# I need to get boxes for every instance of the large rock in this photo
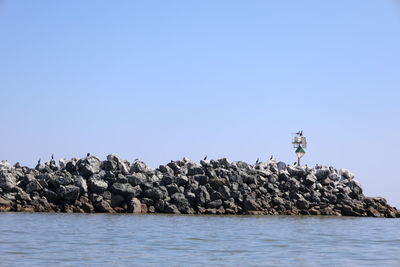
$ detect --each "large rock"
[127,197,142,213]
[25,179,43,194]
[79,196,94,213]
[88,178,108,194]
[130,160,150,173]
[340,168,354,180]
[0,197,12,211]
[194,175,208,185]
[243,198,262,211]
[304,174,317,186]
[315,167,331,180]
[296,199,310,210]
[194,186,210,206]
[77,156,101,177]
[164,203,180,214]
[144,187,168,201]
[103,154,129,175]
[111,183,141,197]
[65,159,78,173]
[287,166,306,177]
[57,185,80,204]
[187,166,204,176]
[73,176,88,194]
[127,173,147,186]
[207,199,223,209]
[54,176,73,187]
[43,188,59,203]
[94,200,115,213]
[176,176,189,186]
[171,193,190,213]
[0,172,17,191]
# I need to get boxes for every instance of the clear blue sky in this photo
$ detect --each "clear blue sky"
[1,1,399,207]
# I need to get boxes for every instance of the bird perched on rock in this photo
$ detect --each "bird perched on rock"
[51,154,54,160]
[256,158,259,164]
[270,155,273,160]
[35,159,42,170]
[87,153,90,157]
[203,155,207,160]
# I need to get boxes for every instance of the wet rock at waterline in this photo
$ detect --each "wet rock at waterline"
[0,156,398,218]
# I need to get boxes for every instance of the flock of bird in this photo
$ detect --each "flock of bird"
[34,152,304,168]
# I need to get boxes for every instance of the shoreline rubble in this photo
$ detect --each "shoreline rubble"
[0,155,398,218]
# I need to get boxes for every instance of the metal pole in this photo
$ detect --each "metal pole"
[297,156,300,166]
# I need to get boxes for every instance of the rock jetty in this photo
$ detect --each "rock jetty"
[0,155,398,218]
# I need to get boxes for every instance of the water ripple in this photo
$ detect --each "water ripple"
[0,213,399,266]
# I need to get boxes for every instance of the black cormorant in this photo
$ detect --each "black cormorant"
[203,155,207,160]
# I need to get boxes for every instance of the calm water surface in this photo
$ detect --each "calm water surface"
[0,213,399,266]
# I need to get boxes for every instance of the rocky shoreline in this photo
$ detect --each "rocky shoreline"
[0,155,398,218]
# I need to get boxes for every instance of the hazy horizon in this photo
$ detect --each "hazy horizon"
[1,1,399,207]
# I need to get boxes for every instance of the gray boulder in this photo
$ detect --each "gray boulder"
[304,174,317,186]
[194,175,208,185]
[73,176,88,194]
[287,166,306,177]
[164,203,180,214]
[110,194,125,208]
[57,185,80,203]
[78,156,101,177]
[144,187,168,201]
[171,193,190,212]
[94,200,115,213]
[43,188,59,203]
[176,175,189,186]
[88,178,108,194]
[187,166,204,176]
[207,199,223,209]
[195,186,210,206]
[339,168,354,180]
[315,167,331,180]
[25,179,43,194]
[65,159,77,173]
[296,199,310,210]
[127,173,147,186]
[111,183,141,197]
[127,197,142,213]
[54,176,73,187]
[273,196,285,206]
[0,172,17,191]
[166,184,180,196]
[130,160,150,173]
[243,198,262,211]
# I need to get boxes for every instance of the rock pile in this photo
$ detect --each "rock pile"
[0,155,398,218]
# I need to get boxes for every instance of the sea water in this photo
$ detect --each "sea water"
[0,213,399,266]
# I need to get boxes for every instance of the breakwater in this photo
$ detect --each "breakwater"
[0,155,398,218]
